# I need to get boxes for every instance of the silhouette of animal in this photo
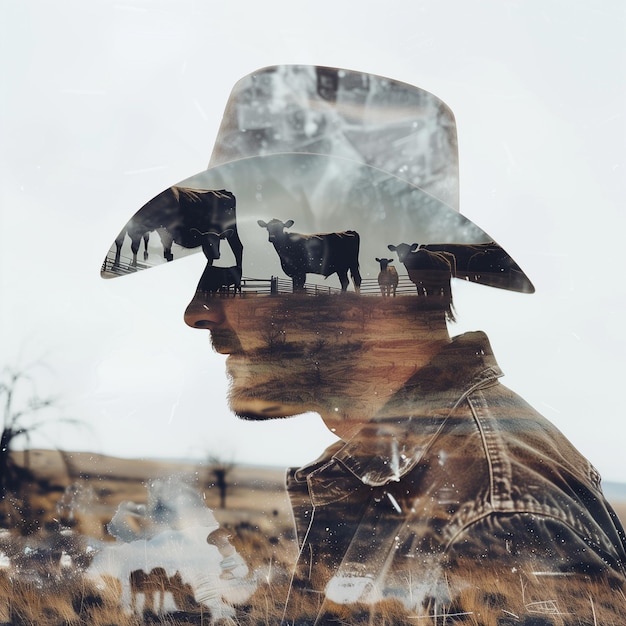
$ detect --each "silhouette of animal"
[466,244,514,280]
[197,265,242,295]
[375,257,399,297]
[128,567,200,616]
[387,243,453,298]
[257,218,362,292]
[415,242,528,291]
[114,227,150,267]
[129,567,169,615]
[115,187,243,267]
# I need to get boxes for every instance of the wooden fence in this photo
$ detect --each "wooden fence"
[102,253,417,296]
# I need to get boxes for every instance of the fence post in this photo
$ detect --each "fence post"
[271,276,278,295]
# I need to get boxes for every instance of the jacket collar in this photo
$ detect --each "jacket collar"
[327,331,503,487]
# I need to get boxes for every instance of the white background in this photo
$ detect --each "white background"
[2,1,625,481]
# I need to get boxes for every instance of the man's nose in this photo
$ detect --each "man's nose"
[184,293,226,329]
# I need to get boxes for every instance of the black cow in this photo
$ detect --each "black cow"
[375,257,399,297]
[197,265,242,296]
[115,187,243,268]
[114,225,231,268]
[257,219,362,292]
[387,243,453,298]
[416,242,531,292]
[114,227,150,267]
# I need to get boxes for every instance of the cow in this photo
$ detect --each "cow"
[197,265,242,296]
[114,226,149,267]
[387,243,455,319]
[257,219,362,293]
[375,257,399,297]
[129,567,169,615]
[115,187,243,268]
[413,242,530,291]
[466,244,515,284]
[129,568,199,616]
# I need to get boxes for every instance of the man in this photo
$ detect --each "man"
[105,66,626,623]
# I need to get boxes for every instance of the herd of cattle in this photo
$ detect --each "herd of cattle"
[112,186,514,297]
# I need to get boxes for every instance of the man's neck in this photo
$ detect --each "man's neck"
[317,307,451,439]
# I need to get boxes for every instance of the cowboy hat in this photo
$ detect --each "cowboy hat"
[101,65,533,295]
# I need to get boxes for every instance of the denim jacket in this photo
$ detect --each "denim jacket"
[284,331,626,621]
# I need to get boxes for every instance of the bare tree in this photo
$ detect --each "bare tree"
[206,454,236,509]
[260,320,287,356]
[0,361,80,523]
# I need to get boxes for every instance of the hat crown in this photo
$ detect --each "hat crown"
[209,65,459,211]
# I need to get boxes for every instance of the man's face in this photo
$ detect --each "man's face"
[184,288,371,420]
[183,286,442,423]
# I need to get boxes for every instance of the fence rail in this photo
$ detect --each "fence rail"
[101,253,150,276]
[206,275,418,296]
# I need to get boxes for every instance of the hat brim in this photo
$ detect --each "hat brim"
[101,153,534,294]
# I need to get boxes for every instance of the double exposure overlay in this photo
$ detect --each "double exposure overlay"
[3,66,623,625]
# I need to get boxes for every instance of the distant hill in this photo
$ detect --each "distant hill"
[11,449,626,529]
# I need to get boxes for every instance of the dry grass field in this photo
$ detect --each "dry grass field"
[1,449,625,625]
[7,449,294,536]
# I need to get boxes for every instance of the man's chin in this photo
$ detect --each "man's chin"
[228,395,306,421]
[226,360,315,420]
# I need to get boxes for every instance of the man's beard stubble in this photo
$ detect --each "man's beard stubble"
[210,327,309,421]
[208,326,242,356]
[224,356,285,421]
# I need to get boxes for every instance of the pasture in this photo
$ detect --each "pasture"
[1,450,625,625]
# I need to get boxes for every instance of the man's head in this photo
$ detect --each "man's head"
[102,65,533,428]
[183,290,453,430]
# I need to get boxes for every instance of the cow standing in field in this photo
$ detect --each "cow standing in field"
[129,567,169,616]
[114,227,150,267]
[257,219,362,293]
[114,187,243,268]
[388,242,455,319]
[413,242,533,292]
[375,257,399,297]
[129,568,199,616]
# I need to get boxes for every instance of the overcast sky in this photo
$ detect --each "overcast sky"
[2,1,626,481]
